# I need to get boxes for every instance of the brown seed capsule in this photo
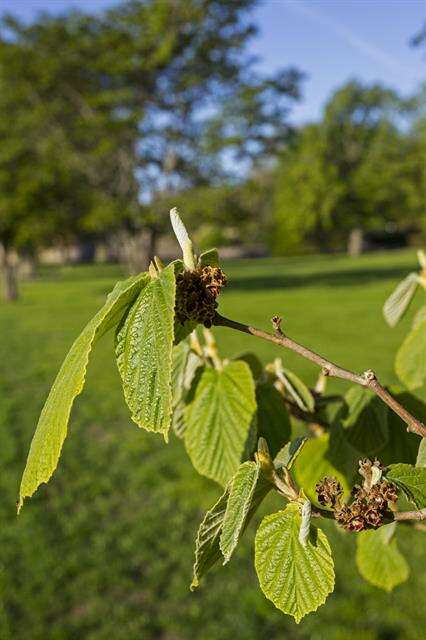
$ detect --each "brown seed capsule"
[175,265,227,327]
[315,476,343,508]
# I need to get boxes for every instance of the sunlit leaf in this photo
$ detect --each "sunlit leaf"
[386,463,426,509]
[255,503,334,623]
[184,361,256,486]
[18,272,150,511]
[115,264,175,438]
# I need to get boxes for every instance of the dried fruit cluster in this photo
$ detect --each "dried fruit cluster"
[175,265,227,328]
[316,459,398,532]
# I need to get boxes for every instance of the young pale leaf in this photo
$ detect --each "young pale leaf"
[280,368,315,413]
[256,382,291,458]
[191,487,229,590]
[18,272,150,511]
[338,386,388,455]
[220,461,260,563]
[115,264,175,439]
[395,319,426,391]
[356,524,409,592]
[255,503,335,623]
[170,207,195,270]
[292,433,353,503]
[184,361,256,486]
[416,439,426,467]
[383,273,419,327]
[386,463,426,508]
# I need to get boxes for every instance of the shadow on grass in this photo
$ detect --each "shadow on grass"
[226,266,410,292]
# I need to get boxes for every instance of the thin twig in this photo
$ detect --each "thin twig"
[214,313,426,438]
[393,508,426,522]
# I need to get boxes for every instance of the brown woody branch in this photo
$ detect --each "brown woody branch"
[214,313,426,438]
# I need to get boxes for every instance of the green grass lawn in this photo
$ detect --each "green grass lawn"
[0,250,425,640]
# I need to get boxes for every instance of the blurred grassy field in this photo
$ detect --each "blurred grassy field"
[0,250,425,640]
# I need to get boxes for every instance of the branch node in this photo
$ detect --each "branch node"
[272,315,284,336]
[362,368,377,383]
[322,366,331,377]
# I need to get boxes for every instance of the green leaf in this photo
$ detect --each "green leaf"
[386,463,426,509]
[18,272,150,511]
[379,389,423,466]
[174,319,197,345]
[191,469,271,588]
[115,264,176,439]
[338,386,388,455]
[275,437,307,469]
[171,342,191,407]
[416,439,426,467]
[396,319,426,391]
[184,361,256,486]
[255,503,335,623]
[281,368,315,412]
[292,433,352,504]
[171,344,203,439]
[198,247,220,268]
[413,305,426,330]
[356,524,409,592]
[220,461,260,563]
[191,487,229,590]
[255,382,291,459]
[235,352,263,381]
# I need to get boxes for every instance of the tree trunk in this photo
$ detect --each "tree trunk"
[127,228,158,275]
[347,228,364,257]
[0,243,19,302]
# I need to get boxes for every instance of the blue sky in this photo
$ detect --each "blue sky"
[1,0,425,123]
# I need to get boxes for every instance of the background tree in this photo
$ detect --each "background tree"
[272,81,425,255]
[0,0,303,299]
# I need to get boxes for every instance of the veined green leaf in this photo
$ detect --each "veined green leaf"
[220,461,260,563]
[191,487,229,590]
[115,264,175,438]
[338,386,388,455]
[395,319,426,391]
[256,382,291,459]
[192,467,271,588]
[255,503,335,623]
[356,524,409,591]
[18,272,150,511]
[386,463,426,509]
[383,272,419,327]
[184,361,256,486]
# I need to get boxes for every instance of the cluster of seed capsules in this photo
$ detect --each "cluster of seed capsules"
[175,265,228,328]
[315,461,398,532]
